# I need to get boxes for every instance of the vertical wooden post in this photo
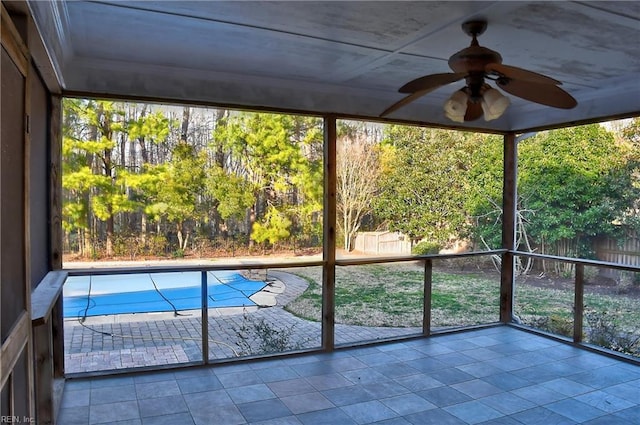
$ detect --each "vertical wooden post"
[500,133,517,323]
[422,259,432,336]
[49,95,64,383]
[23,24,36,423]
[322,115,337,351]
[49,94,63,270]
[201,271,209,363]
[49,86,64,425]
[32,322,52,424]
[51,296,64,378]
[573,264,584,343]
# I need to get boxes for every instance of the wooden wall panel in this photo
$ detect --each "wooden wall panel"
[12,348,29,416]
[29,64,50,287]
[1,45,26,343]
[1,4,34,420]
[0,384,8,414]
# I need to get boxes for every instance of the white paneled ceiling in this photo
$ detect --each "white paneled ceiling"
[28,1,640,132]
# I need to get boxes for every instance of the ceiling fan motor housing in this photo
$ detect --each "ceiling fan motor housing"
[448,45,502,74]
[448,41,503,101]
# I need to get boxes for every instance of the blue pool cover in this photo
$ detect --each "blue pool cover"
[63,271,268,318]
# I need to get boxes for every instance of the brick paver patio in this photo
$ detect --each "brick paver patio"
[64,271,420,374]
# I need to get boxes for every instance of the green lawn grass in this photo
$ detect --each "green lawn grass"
[286,263,502,327]
[285,262,640,355]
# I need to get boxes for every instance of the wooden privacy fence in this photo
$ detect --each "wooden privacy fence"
[596,235,640,267]
[353,231,412,255]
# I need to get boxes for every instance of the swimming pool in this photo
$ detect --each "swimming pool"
[63,271,267,318]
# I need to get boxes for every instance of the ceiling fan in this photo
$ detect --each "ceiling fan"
[380,20,577,122]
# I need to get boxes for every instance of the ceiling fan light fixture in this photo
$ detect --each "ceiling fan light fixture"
[444,90,468,123]
[481,87,510,121]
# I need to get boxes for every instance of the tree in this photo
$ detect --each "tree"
[518,124,638,260]
[127,108,171,167]
[62,98,92,255]
[62,100,327,258]
[374,125,478,247]
[206,166,254,223]
[620,117,640,228]
[465,135,537,273]
[622,117,640,146]
[252,206,292,246]
[217,112,323,248]
[336,123,381,250]
[464,134,504,250]
[125,107,174,243]
[62,99,134,256]
[148,143,207,251]
[468,123,640,271]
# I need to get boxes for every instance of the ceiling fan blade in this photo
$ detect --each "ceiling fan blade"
[464,100,483,121]
[486,63,561,85]
[497,79,577,109]
[380,90,433,117]
[399,72,466,93]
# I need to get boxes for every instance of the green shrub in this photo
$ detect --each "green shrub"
[113,234,142,259]
[585,310,640,356]
[145,234,168,256]
[526,314,573,338]
[232,311,310,356]
[548,314,574,337]
[412,241,440,255]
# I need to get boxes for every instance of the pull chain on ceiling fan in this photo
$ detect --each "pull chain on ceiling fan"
[381,20,577,122]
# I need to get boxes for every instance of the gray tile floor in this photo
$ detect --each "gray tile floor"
[58,326,639,425]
